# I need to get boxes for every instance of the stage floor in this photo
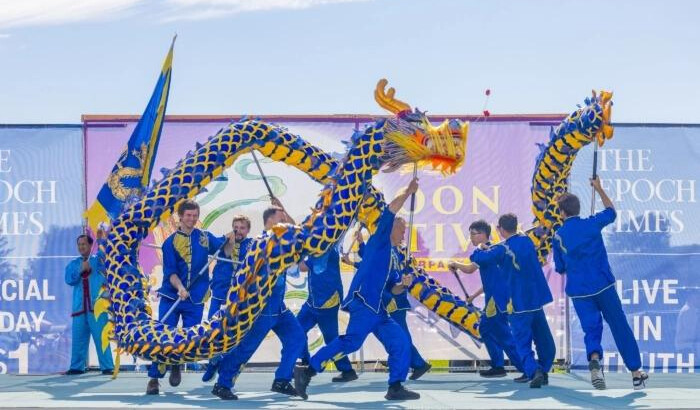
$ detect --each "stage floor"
[0,371,698,409]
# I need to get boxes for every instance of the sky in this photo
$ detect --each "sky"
[0,0,699,124]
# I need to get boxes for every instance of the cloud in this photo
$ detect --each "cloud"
[161,0,373,21]
[0,0,374,29]
[0,0,141,29]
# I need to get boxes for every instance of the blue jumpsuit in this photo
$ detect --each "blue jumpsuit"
[215,231,305,389]
[382,246,428,371]
[472,234,555,378]
[208,237,252,318]
[470,243,522,371]
[308,208,410,385]
[65,253,114,372]
[297,247,353,372]
[148,228,224,379]
[552,207,641,371]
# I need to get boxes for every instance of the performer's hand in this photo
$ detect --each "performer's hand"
[270,196,283,208]
[590,176,603,192]
[467,295,475,304]
[407,177,419,195]
[477,243,489,250]
[225,232,236,243]
[80,260,91,273]
[448,261,458,272]
[353,229,363,244]
[177,287,189,301]
[341,253,352,265]
[401,273,413,287]
[96,227,106,240]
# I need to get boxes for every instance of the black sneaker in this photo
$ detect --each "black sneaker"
[293,365,315,400]
[271,380,298,396]
[513,373,530,383]
[146,378,159,395]
[169,365,181,387]
[64,369,85,375]
[101,369,114,376]
[529,369,545,388]
[543,372,549,386]
[385,382,420,400]
[479,367,507,378]
[212,383,238,400]
[633,372,648,390]
[201,361,218,383]
[589,359,606,390]
[409,363,432,381]
[332,370,359,383]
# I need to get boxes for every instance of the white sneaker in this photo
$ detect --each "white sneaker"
[633,372,648,390]
[589,359,606,390]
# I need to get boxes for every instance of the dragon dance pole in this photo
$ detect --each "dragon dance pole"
[251,150,275,199]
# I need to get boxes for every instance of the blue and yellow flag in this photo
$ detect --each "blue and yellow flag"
[85,37,175,233]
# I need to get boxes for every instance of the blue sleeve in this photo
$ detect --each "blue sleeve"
[552,235,566,274]
[357,242,366,258]
[470,245,505,267]
[389,271,401,285]
[95,239,107,272]
[375,208,396,237]
[208,232,226,254]
[592,207,616,229]
[65,259,82,286]
[162,239,179,277]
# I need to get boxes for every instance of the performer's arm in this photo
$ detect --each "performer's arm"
[468,287,483,303]
[448,261,478,274]
[552,235,566,274]
[391,273,413,295]
[388,177,419,214]
[169,274,189,300]
[470,245,505,266]
[65,259,82,286]
[271,197,295,224]
[591,176,614,210]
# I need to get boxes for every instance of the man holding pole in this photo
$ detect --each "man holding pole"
[466,214,555,388]
[294,177,421,401]
[552,177,648,390]
[449,220,522,378]
[146,199,228,395]
[209,199,305,400]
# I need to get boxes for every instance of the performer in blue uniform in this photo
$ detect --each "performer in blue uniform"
[210,199,305,400]
[297,246,358,382]
[200,215,253,382]
[381,219,432,381]
[552,177,648,390]
[64,232,114,375]
[470,213,555,388]
[449,219,522,378]
[147,200,226,395]
[294,178,421,401]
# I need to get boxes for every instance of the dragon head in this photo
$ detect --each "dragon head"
[374,79,469,174]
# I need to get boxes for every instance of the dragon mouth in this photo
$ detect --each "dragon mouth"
[375,79,468,174]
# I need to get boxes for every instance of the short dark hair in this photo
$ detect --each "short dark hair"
[497,213,518,233]
[77,234,94,245]
[232,214,251,229]
[263,206,283,225]
[557,193,581,217]
[177,199,200,217]
[468,220,491,236]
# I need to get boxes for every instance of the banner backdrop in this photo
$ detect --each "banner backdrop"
[0,126,84,374]
[569,125,700,372]
[84,116,567,368]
